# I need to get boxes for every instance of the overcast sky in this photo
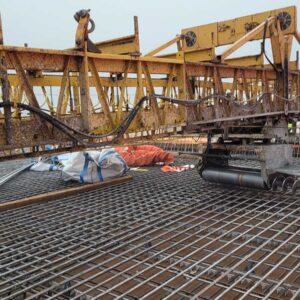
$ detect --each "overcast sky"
[0,0,299,59]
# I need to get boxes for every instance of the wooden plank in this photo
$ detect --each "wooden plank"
[0,175,133,211]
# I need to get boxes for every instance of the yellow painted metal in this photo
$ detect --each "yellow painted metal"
[181,6,297,50]
[75,15,90,49]
[183,22,218,51]
[41,86,54,114]
[89,57,115,129]
[57,58,71,115]
[225,54,264,67]
[144,36,181,57]
[95,36,138,55]
[78,43,93,131]
[219,17,275,62]
[183,48,215,62]
[7,74,170,88]
[145,6,298,64]
[93,16,140,55]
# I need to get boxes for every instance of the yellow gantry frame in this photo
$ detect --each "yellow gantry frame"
[0,6,299,155]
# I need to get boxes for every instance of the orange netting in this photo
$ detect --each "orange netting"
[115,145,174,167]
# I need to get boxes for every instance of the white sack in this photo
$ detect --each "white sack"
[30,153,72,172]
[61,149,128,183]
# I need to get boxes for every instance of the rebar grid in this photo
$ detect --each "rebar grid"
[0,170,80,203]
[0,158,300,300]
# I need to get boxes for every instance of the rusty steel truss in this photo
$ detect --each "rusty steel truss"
[0,7,299,158]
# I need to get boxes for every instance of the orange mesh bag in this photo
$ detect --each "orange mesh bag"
[115,145,174,167]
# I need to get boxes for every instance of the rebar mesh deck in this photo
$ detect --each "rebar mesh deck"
[1,158,300,300]
[0,162,81,203]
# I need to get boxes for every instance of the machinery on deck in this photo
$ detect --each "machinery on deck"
[0,7,300,191]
